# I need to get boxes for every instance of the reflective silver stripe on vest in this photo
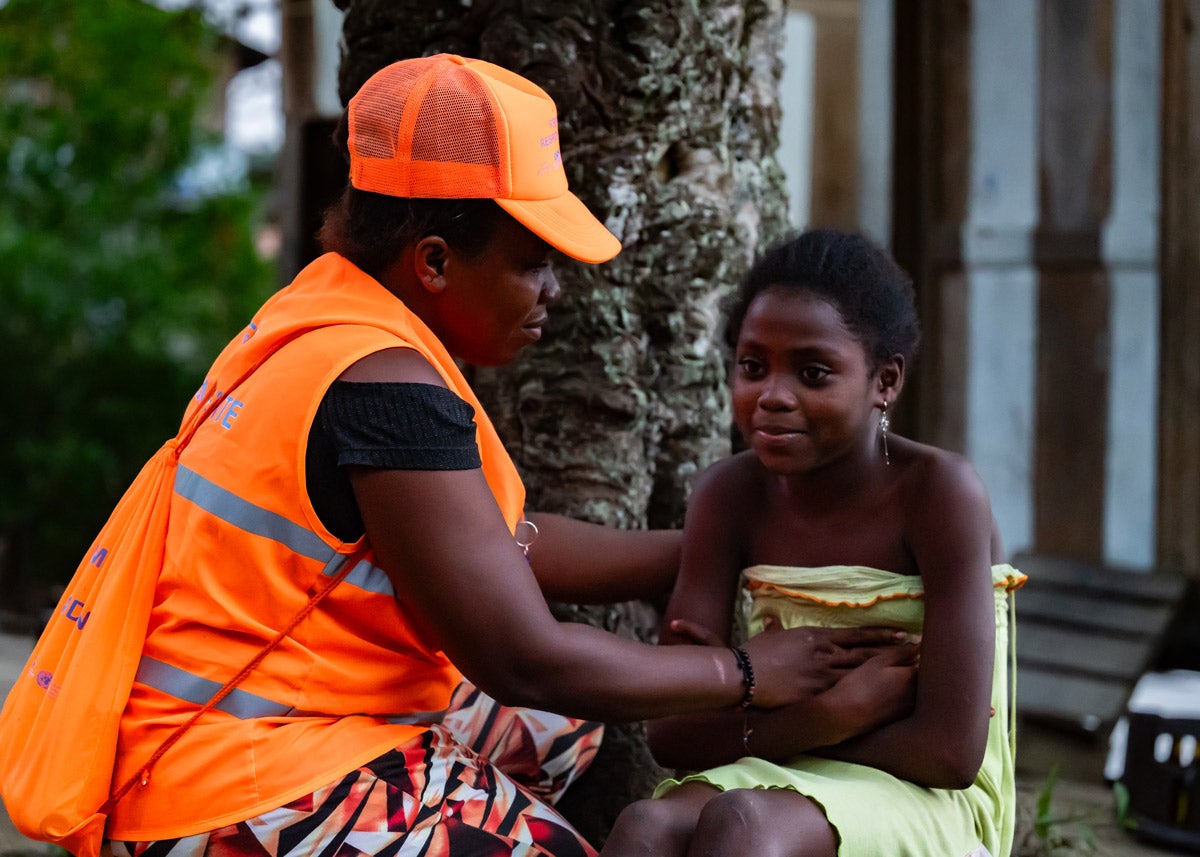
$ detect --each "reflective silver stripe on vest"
[335,558,395,595]
[175,466,395,597]
[135,656,445,724]
[175,466,334,562]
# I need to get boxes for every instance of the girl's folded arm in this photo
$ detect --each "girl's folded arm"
[814,455,999,788]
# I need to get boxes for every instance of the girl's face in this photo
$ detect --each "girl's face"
[434,217,562,366]
[732,286,883,476]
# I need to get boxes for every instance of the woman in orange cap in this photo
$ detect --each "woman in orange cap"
[95,55,915,857]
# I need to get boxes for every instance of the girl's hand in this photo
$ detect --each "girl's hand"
[820,644,920,732]
[668,619,724,647]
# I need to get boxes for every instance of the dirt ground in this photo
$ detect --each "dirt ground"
[1013,717,1197,857]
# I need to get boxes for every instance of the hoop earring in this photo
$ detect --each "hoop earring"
[879,403,891,466]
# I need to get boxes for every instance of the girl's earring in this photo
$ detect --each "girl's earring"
[879,403,891,466]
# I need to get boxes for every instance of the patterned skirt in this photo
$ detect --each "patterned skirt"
[108,681,603,857]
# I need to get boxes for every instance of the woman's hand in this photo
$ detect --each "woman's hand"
[678,624,910,709]
[671,617,915,709]
[742,624,912,708]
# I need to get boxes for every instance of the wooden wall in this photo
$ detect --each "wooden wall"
[872,0,1196,574]
[1033,1,1113,560]
[1159,0,1200,573]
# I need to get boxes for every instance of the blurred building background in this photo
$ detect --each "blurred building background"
[274,0,1199,578]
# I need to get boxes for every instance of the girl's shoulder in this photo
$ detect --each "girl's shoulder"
[690,450,766,506]
[895,435,973,473]
[700,449,764,484]
[897,438,987,496]
[894,437,993,531]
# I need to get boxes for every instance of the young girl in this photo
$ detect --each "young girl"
[600,229,1024,857]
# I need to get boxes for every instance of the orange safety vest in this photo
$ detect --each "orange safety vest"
[108,253,526,840]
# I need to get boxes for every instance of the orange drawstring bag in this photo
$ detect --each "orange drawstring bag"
[0,436,178,857]
[0,325,357,857]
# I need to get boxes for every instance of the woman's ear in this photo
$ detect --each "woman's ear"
[414,236,448,293]
[878,354,905,407]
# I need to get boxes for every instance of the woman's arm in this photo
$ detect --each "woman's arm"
[812,453,998,788]
[353,464,730,721]
[522,512,680,605]
[342,349,866,723]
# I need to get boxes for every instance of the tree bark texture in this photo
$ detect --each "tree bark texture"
[334,0,789,842]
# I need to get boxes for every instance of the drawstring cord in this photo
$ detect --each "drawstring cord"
[99,548,361,814]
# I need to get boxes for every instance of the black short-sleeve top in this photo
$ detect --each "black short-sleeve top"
[305,381,482,542]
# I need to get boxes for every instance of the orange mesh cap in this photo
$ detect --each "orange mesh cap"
[348,54,621,264]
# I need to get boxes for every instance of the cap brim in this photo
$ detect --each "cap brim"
[496,193,621,264]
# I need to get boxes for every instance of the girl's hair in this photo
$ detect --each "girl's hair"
[316,109,511,281]
[724,228,921,371]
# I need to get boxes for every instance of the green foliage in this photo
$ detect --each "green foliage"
[1112,779,1132,828]
[1036,763,1063,842]
[0,0,277,602]
[1015,764,1101,856]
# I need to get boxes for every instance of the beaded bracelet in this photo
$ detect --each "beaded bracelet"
[730,646,756,709]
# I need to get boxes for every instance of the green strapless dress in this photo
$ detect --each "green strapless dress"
[655,564,1026,857]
